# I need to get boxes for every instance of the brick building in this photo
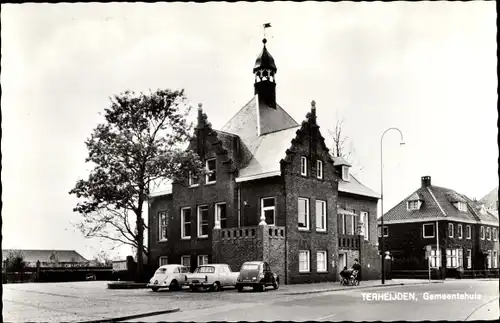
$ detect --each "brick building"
[379,176,499,277]
[148,38,381,284]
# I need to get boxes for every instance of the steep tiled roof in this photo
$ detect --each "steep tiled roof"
[479,187,498,216]
[466,197,499,225]
[2,249,88,263]
[381,183,499,226]
[338,175,380,199]
[408,192,421,201]
[333,157,351,167]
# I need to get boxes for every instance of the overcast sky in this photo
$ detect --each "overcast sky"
[2,2,497,260]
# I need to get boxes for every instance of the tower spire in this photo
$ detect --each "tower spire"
[253,25,277,109]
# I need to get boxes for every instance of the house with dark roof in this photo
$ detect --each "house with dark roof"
[2,249,89,268]
[148,38,381,284]
[479,187,498,218]
[378,176,499,277]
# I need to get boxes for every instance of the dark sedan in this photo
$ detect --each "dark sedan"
[235,261,279,292]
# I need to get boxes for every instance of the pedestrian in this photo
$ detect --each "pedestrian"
[352,258,361,282]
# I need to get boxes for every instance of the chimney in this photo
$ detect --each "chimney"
[421,176,431,188]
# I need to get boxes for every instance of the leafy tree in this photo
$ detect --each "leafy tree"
[70,89,205,280]
[4,251,27,273]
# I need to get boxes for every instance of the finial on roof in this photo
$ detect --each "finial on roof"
[198,103,203,111]
[311,100,316,109]
[262,38,267,45]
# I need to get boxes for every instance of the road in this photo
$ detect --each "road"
[127,280,499,322]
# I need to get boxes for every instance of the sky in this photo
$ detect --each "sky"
[2,2,497,260]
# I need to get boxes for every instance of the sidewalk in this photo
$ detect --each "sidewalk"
[277,279,443,295]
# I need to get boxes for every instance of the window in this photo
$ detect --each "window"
[188,171,199,186]
[458,249,463,268]
[455,202,467,212]
[342,166,350,181]
[261,197,276,226]
[480,226,485,240]
[300,156,307,176]
[361,211,369,240]
[407,200,420,210]
[466,225,471,239]
[448,223,454,238]
[197,205,209,238]
[338,213,345,234]
[350,210,356,234]
[181,208,191,239]
[429,249,441,268]
[423,223,435,238]
[457,224,462,239]
[298,198,310,230]
[466,249,471,269]
[378,226,389,237]
[159,257,168,266]
[181,255,191,268]
[158,212,168,241]
[316,160,323,179]
[197,255,208,266]
[299,250,310,272]
[486,250,492,269]
[486,227,491,240]
[215,203,227,229]
[493,251,498,269]
[446,249,458,268]
[317,251,327,272]
[493,228,498,241]
[315,200,326,232]
[205,158,216,184]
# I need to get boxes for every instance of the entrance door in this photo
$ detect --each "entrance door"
[339,253,347,269]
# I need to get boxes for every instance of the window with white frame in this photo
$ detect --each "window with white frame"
[300,156,307,176]
[423,223,435,238]
[466,249,472,269]
[455,202,467,212]
[181,255,191,268]
[486,227,491,240]
[466,225,471,239]
[448,223,454,238]
[429,249,440,268]
[446,249,459,268]
[316,160,323,179]
[493,250,498,269]
[261,197,276,226]
[198,205,209,237]
[215,203,227,229]
[158,212,168,241]
[188,171,199,186]
[197,255,208,266]
[315,200,326,232]
[317,251,327,272]
[407,200,420,210]
[298,198,310,230]
[480,226,485,240]
[378,226,389,237]
[181,208,191,239]
[299,250,310,272]
[361,211,369,240]
[493,228,498,241]
[350,210,356,234]
[458,249,463,268]
[159,256,168,266]
[205,158,216,184]
[338,213,345,234]
[457,224,463,239]
[487,250,492,269]
[342,166,350,181]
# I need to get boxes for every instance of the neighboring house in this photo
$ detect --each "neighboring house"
[2,249,89,268]
[148,38,381,284]
[479,187,498,218]
[378,176,499,277]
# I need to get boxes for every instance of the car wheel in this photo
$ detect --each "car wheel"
[151,287,159,292]
[237,285,244,292]
[211,282,221,292]
[273,279,279,290]
[169,280,180,291]
[190,286,199,292]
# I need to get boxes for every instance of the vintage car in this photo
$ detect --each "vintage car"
[235,261,279,292]
[147,264,190,292]
[185,264,239,292]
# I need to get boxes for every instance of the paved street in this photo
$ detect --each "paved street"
[2,279,498,322]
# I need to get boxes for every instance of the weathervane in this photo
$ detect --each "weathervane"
[262,22,272,40]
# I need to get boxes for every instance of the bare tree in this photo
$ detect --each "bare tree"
[328,118,364,176]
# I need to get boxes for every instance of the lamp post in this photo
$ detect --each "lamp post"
[380,127,405,284]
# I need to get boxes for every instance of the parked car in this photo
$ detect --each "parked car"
[236,261,279,292]
[185,264,239,292]
[147,264,190,292]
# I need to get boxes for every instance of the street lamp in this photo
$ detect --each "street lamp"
[380,127,405,284]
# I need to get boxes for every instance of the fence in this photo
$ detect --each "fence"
[2,266,113,284]
[391,268,499,280]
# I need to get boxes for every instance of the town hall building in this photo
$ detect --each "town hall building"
[148,38,381,284]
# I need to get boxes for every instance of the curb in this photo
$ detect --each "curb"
[283,281,444,296]
[78,308,180,323]
[107,282,148,289]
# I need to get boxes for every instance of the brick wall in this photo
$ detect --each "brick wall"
[359,238,382,280]
[239,177,285,227]
[212,227,263,272]
[338,193,378,246]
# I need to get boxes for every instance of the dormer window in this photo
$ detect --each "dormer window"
[316,160,323,179]
[455,202,467,212]
[300,156,307,176]
[342,166,349,181]
[407,200,421,211]
[205,158,216,184]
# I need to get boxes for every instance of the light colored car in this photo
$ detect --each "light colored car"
[186,264,239,292]
[147,264,190,292]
